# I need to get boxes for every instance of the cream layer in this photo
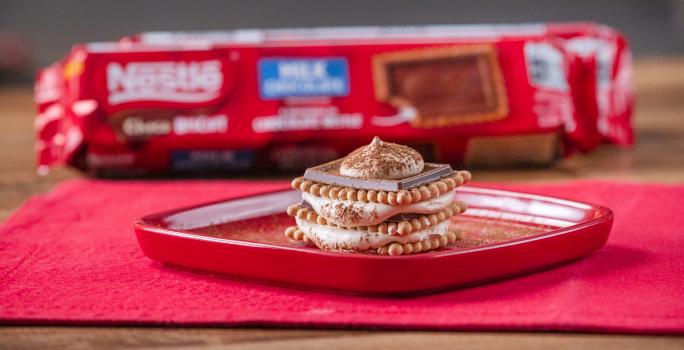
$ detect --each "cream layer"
[302,190,455,227]
[295,218,450,251]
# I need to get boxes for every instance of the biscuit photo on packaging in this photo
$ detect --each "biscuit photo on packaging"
[372,45,509,128]
[285,137,472,255]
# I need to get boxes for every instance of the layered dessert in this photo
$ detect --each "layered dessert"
[285,137,471,255]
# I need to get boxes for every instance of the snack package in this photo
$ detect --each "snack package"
[35,22,633,175]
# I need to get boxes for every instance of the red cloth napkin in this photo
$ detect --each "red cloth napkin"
[1,179,683,334]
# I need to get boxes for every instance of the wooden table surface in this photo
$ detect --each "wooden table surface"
[1,57,683,349]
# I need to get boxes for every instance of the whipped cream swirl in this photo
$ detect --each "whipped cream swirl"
[339,137,424,180]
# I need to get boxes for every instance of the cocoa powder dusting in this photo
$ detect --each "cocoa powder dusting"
[320,201,378,226]
[332,203,363,225]
[340,137,423,179]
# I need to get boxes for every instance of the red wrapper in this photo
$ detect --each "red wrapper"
[35,22,633,175]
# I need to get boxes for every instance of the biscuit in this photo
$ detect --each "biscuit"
[372,45,508,128]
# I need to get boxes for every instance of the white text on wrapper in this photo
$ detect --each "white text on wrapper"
[106,60,223,105]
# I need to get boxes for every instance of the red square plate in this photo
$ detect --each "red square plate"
[134,186,613,296]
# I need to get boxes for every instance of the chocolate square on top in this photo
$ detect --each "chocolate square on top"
[303,159,453,191]
[373,45,508,127]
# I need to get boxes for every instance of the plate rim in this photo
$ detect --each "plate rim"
[134,185,614,261]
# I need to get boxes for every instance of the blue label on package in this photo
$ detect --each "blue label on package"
[258,58,349,99]
[171,150,254,171]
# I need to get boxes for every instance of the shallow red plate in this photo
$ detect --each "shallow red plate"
[134,186,613,296]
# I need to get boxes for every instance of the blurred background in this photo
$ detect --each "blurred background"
[1,0,684,221]
[1,0,684,83]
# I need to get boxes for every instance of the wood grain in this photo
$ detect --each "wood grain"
[0,327,682,350]
[1,56,683,348]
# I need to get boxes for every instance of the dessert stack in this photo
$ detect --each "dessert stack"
[285,137,471,255]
